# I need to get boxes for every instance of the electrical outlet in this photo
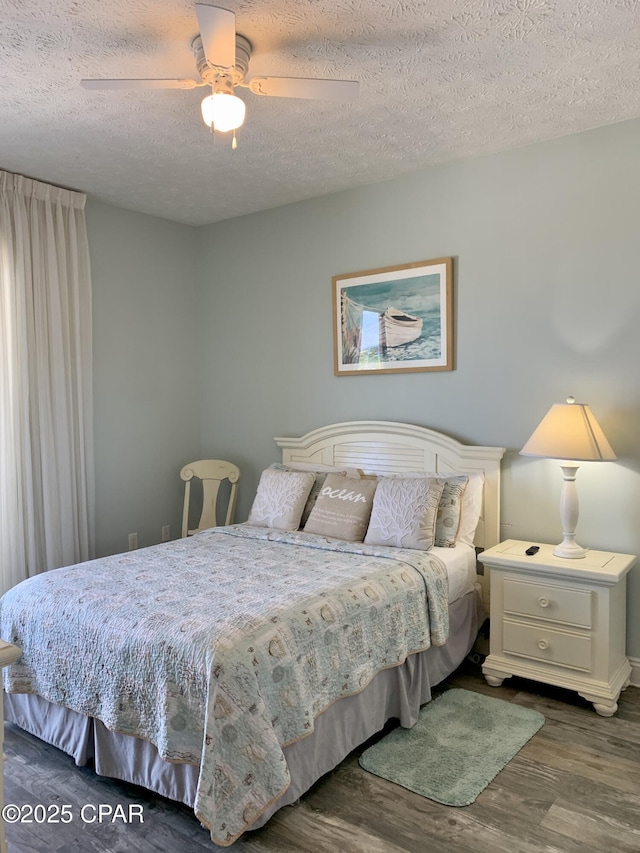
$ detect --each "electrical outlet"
[128,532,138,551]
[161,525,171,543]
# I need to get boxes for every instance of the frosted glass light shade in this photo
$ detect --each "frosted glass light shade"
[201,93,246,132]
[520,400,616,462]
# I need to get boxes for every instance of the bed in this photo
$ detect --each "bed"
[1,420,505,846]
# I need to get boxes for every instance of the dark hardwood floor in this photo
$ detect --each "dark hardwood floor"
[5,662,640,852]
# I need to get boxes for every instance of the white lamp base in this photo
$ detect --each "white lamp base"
[553,537,587,559]
[554,463,587,560]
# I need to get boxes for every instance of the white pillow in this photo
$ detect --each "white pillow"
[364,477,445,550]
[248,469,315,531]
[382,470,484,547]
[455,472,484,547]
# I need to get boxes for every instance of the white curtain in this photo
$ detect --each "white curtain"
[0,170,95,594]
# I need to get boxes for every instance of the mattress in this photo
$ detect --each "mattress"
[433,542,477,603]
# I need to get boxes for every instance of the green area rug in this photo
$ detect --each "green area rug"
[359,688,544,806]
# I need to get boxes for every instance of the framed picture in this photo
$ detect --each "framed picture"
[333,257,453,376]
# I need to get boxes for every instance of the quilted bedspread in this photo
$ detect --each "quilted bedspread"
[0,524,449,845]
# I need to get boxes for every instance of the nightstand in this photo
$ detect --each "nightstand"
[478,540,636,716]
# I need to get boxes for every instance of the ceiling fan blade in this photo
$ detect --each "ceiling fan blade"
[248,77,359,102]
[81,78,200,90]
[195,3,236,68]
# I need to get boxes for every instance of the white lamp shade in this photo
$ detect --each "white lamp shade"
[520,400,616,462]
[201,92,246,132]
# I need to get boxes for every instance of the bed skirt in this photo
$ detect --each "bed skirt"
[4,587,481,831]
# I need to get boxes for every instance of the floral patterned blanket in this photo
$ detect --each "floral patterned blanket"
[0,524,449,845]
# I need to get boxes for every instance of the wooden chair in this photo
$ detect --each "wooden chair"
[180,460,240,537]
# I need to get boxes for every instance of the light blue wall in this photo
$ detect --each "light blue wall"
[85,119,640,655]
[195,118,640,656]
[87,201,201,556]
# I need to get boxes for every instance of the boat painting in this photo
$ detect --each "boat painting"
[333,258,452,375]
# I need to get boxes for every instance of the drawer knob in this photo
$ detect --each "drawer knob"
[537,639,550,651]
[538,597,550,608]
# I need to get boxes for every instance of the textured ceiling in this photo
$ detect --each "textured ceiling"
[1,0,640,226]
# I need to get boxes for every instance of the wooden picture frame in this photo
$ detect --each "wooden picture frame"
[333,257,453,376]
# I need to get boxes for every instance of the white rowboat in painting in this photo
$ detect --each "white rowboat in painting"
[340,294,424,363]
[379,307,423,348]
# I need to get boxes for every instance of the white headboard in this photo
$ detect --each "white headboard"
[275,420,506,552]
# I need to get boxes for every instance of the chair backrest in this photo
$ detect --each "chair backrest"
[180,459,240,537]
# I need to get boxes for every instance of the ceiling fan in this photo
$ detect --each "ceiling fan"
[81,3,359,147]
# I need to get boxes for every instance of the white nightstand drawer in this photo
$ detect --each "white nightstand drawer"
[503,619,592,671]
[503,578,592,628]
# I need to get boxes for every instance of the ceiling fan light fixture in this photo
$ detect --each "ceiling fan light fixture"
[201,75,246,133]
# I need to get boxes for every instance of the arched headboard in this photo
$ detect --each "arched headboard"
[275,420,506,552]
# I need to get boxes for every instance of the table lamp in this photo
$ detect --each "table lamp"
[520,396,616,558]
